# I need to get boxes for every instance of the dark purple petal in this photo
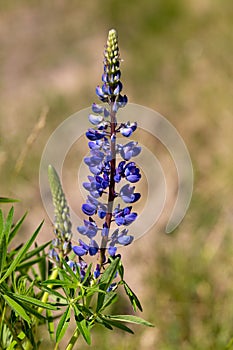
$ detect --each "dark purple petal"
[98,208,106,219]
[86,129,106,141]
[94,264,101,278]
[89,239,99,256]
[118,94,128,107]
[114,174,121,183]
[124,213,137,225]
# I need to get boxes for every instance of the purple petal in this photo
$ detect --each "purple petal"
[115,216,125,226]
[126,174,141,183]
[94,264,101,278]
[77,225,86,234]
[124,213,137,225]
[108,246,117,256]
[82,203,96,216]
[102,223,109,236]
[120,127,133,137]
[117,235,134,245]
[79,239,90,250]
[89,239,99,256]
[73,245,87,256]
[92,103,104,114]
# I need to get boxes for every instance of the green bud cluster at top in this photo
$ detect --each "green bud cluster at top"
[104,29,120,79]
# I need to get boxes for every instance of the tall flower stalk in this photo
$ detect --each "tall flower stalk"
[75,29,141,268]
[45,29,153,349]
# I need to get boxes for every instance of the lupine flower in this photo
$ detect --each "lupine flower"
[114,161,141,183]
[113,205,137,226]
[117,141,141,161]
[74,29,141,267]
[73,239,99,257]
[119,184,141,203]
[77,218,98,238]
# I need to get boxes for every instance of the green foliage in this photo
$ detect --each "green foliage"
[0,170,151,349]
[0,205,56,349]
[39,254,151,348]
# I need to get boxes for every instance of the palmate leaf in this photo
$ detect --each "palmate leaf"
[103,314,154,327]
[0,221,43,284]
[96,257,120,312]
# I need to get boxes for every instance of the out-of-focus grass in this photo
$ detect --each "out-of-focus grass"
[1,0,233,349]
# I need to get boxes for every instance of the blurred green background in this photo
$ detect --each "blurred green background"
[1,0,233,349]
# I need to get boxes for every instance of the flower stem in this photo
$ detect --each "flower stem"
[100,102,117,265]
[65,328,80,350]
[37,267,59,314]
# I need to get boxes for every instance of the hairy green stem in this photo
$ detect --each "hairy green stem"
[65,328,80,350]
[37,267,59,314]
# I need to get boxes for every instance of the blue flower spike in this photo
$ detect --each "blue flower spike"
[47,31,153,346]
[75,29,141,271]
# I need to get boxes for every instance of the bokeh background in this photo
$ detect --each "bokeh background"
[1,0,233,349]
